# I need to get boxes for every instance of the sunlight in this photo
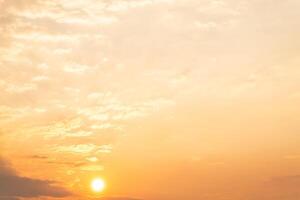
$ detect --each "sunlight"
[91,178,106,193]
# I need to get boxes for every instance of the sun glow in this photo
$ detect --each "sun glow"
[91,178,106,193]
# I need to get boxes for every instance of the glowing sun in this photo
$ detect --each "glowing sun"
[91,178,106,193]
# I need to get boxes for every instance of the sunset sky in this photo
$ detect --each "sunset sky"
[0,0,300,199]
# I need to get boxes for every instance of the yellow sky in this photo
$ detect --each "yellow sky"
[0,0,300,199]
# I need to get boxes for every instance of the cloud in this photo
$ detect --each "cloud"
[1,0,300,199]
[0,158,71,199]
[98,197,142,200]
[250,175,300,200]
[53,144,112,154]
[27,155,48,160]
[0,197,20,200]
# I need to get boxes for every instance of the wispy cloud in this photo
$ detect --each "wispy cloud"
[1,0,300,199]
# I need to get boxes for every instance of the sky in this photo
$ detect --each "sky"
[0,0,300,199]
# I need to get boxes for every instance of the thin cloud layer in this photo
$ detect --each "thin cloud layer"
[0,0,300,199]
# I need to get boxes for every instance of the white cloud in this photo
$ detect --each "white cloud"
[5,83,37,93]
[54,144,112,154]
[31,75,50,82]
[63,64,90,74]
[79,164,104,171]
[54,144,97,153]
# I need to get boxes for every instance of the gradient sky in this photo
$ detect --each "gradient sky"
[0,0,300,199]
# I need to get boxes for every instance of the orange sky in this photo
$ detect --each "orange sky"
[0,0,300,200]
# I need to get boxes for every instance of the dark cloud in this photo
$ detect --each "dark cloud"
[0,157,71,199]
[250,175,300,200]
[0,197,20,200]
[98,197,142,200]
[270,175,300,186]
[27,155,48,160]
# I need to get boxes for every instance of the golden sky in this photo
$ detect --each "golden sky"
[0,0,300,199]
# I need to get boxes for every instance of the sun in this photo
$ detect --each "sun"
[91,178,106,193]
